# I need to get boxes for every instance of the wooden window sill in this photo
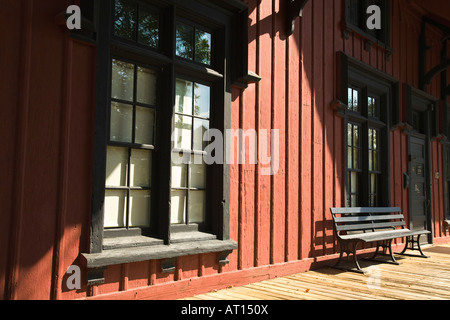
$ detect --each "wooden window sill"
[81,238,238,269]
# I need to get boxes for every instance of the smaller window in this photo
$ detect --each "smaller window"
[346,0,390,45]
[176,22,212,65]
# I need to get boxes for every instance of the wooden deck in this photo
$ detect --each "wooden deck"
[183,244,450,300]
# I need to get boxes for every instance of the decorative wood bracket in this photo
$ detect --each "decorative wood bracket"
[218,250,233,266]
[161,258,177,273]
[285,0,309,37]
[87,267,107,286]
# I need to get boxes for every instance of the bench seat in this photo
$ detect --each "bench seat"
[340,229,430,243]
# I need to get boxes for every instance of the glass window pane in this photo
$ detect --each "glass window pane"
[195,30,211,65]
[171,155,188,188]
[106,146,128,187]
[174,115,192,150]
[348,147,353,169]
[176,23,194,60]
[348,88,353,110]
[110,102,133,143]
[189,191,206,223]
[190,156,206,189]
[171,190,187,224]
[369,150,373,171]
[104,190,127,228]
[138,7,159,47]
[373,151,379,171]
[353,125,360,147]
[175,79,193,115]
[129,190,151,227]
[130,149,152,188]
[194,83,210,118]
[193,119,209,151]
[137,67,157,105]
[112,59,135,102]
[135,107,155,145]
[348,124,353,146]
[354,148,360,169]
[351,172,359,194]
[352,89,359,112]
[114,0,137,41]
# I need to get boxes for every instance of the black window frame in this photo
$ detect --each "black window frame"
[84,0,248,269]
[343,0,393,59]
[337,52,397,208]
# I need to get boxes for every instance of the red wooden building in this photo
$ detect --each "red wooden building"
[1,0,450,300]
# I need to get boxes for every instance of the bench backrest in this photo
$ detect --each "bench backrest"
[330,207,405,237]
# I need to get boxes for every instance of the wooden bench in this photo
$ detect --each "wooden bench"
[330,207,431,274]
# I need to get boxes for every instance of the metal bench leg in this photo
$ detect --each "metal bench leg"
[364,240,401,265]
[332,241,365,274]
[395,234,430,258]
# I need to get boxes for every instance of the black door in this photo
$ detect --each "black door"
[409,134,430,235]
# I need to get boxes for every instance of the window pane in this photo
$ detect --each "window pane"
[348,124,353,146]
[138,7,159,47]
[175,79,193,115]
[104,190,127,228]
[171,155,188,188]
[193,119,209,151]
[135,107,155,145]
[190,157,206,189]
[195,30,211,65]
[137,67,157,105]
[369,150,373,171]
[112,59,135,102]
[174,115,192,150]
[194,83,210,118]
[129,190,151,227]
[171,190,187,224]
[130,149,152,188]
[110,102,133,143]
[114,0,137,41]
[176,23,194,60]
[351,172,359,194]
[370,173,377,195]
[348,147,353,169]
[106,147,128,187]
[189,191,206,223]
[354,148,360,169]
[353,125,360,147]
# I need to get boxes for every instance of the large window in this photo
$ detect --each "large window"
[338,53,397,208]
[345,89,385,207]
[87,0,248,261]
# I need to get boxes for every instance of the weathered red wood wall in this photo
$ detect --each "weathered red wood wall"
[1,0,449,300]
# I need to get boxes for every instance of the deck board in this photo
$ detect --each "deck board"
[182,244,450,300]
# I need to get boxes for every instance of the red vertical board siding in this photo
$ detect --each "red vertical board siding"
[272,0,286,264]
[2,0,450,300]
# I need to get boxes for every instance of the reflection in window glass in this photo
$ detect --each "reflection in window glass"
[114,0,137,41]
[195,30,211,65]
[171,79,211,225]
[176,22,212,65]
[138,7,159,47]
[176,23,194,60]
[114,0,159,49]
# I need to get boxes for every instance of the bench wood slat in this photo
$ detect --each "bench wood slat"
[336,221,405,232]
[334,214,404,223]
[331,207,401,214]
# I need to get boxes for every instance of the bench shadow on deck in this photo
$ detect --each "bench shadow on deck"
[182,244,450,300]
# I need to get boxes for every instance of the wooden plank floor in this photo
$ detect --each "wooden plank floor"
[182,244,450,300]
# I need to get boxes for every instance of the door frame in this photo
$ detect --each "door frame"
[405,85,438,244]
